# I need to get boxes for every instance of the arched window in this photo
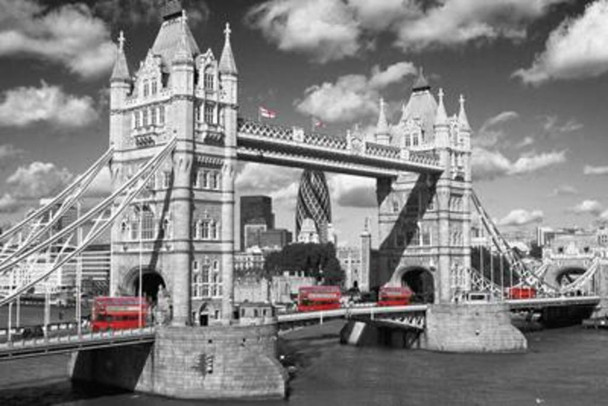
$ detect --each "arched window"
[151,80,158,95]
[201,170,209,188]
[141,209,156,240]
[143,80,149,97]
[210,221,219,240]
[143,109,149,127]
[201,220,210,239]
[213,172,221,190]
[162,218,170,239]
[204,68,214,91]
[204,104,214,124]
[132,113,137,129]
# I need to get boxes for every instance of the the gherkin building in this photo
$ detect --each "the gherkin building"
[295,170,332,243]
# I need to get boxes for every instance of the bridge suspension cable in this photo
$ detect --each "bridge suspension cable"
[0,138,177,307]
[0,148,114,269]
[470,190,558,296]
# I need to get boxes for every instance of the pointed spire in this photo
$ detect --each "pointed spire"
[458,94,471,130]
[111,30,130,82]
[219,22,238,75]
[435,88,448,126]
[376,98,389,134]
[172,19,193,65]
[412,67,430,92]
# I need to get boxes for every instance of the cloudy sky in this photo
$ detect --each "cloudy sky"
[0,0,608,247]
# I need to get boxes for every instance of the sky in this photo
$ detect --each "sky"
[0,0,608,247]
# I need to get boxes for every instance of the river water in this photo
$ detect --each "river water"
[1,321,608,406]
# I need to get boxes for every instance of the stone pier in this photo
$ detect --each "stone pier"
[70,324,287,400]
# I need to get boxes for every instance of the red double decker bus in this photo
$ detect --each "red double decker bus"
[507,286,536,299]
[378,286,413,307]
[297,286,341,312]
[91,297,149,332]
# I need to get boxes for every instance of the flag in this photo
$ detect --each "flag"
[259,106,277,119]
[312,117,325,128]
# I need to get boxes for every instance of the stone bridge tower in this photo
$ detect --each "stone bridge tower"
[108,4,237,326]
[375,71,472,304]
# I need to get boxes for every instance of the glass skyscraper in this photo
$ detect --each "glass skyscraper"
[295,170,332,243]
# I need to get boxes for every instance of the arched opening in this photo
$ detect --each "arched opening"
[132,271,166,303]
[555,267,587,288]
[401,267,434,303]
[198,303,209,326]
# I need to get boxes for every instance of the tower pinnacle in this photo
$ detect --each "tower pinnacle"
[435,88,448,125]
[375,98,390,144]
[111,31,130,82]
[219,22,238,75]
[162,0,183,21]
[458,94,471,130]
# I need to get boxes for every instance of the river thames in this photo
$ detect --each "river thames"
[1,320,608,405]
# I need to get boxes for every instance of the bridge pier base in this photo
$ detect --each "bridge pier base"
[341,304,527,353]
[70,324,286,400]
[422,304,526,352]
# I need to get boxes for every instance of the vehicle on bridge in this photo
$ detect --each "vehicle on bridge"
[507,286,537,300]
[297,286,341,312]
[378,286,413,306]
[91,297,149,332]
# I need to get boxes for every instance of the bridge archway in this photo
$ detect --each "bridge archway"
[124,267,166,303]
[396,266,434,303]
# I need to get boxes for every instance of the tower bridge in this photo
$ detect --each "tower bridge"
[0,1,607,400]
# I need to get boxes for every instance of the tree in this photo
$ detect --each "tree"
[263,242,345,285]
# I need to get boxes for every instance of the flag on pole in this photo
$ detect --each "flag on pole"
[312,117,325,129]
[259,106,277,119]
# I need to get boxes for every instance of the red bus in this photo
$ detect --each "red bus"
[297,286,341,312]
[91,297,149,332]
[378,286,413,307]
[507,286,536,299]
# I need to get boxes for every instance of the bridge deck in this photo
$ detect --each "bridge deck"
[0,327,155,361]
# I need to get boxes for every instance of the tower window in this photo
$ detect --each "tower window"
[204,104,214,124]
[151,81,158,95]
[143,109,149,127]
[151,108,157,126]
[143,81,149,98]
[158,106,165,125]
[204,71,214,91]
[162,171,172,188]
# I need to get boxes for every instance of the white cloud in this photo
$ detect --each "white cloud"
[584,165,608,176]
[248,0,567,62]
[570,199,603,216]
[549,184,578,197]
[0,194,19,213]
[329,174,376,208]
[601,209,608,221]
[7,162,73,199]
[541,115,583,135]
[514,0,608,85]
[246,0,361,63]
[498,209,544,227]
[472,148,566,180]
[0,82,98,128]
[475,111,519,148]
[515,136,535,149]
[295,62,416,123]
[0,1,115,79]
[394,0,569,52]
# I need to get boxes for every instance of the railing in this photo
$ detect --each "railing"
[237,118,443,169]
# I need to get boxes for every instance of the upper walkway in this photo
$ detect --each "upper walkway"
[236,119,444,177]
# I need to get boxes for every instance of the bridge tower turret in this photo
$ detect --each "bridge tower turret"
[375,98,391,145]
[377,69,473,304]
[109,31,131,148]
[218,22,239,321]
